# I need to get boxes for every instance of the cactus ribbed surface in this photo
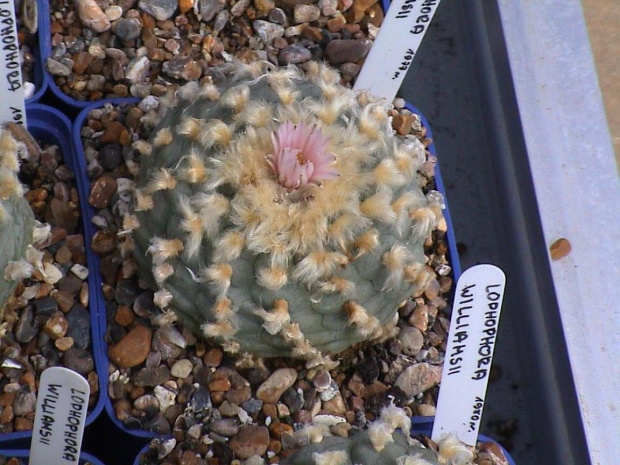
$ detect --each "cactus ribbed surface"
[0,128,35,318]
[130,63,442,364]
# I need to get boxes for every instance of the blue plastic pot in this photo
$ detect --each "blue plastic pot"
[411,418,516,465]
[0,104,107,445]
[0,449,105,464]
[24,0,50,104]
[72,98,462,440]
[131,421,515,465]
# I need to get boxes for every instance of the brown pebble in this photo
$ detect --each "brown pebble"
[203,347,223,367]
[14,417,33,431]
[229,425,270,459]
[114,305,135,326]
[55,336,75,351]
[256,368,297,404]
[108,325,152,368]
[550,238,571,260]
[44,314,69,339]
[100,121,127,144]
[54,289,75,313]
[270,422,293,440]
[89,176,117,208]
[91,230,117,254]
[392,113,416,135]
[0,405,14,425]
[209,378,232,392]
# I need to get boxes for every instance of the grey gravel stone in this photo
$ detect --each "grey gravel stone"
[253,20,285,44]
[46,58,72,76]
[65,304,91,350]
[325,39,372,65]
[133,366,172,387]
[125,56,151,84]
[13,387,37,416]
[279,44,312,64]
[114,17,142,42]
[63,347,95,375]
[196,0,227,21]
[138,0,178,20]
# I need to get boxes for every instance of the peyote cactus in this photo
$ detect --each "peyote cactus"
[0,128,36,319]
[128,63,442,365]
[282,405,473,465]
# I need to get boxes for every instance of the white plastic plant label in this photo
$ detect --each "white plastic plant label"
[30,367,90,465]
[0,0,27,126]
[353,0,442,102]
[432,264,506,446]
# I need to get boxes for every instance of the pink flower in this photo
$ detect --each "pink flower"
[267,122,339,190]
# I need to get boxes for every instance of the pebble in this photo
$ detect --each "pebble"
[153,385,177,412]
[44,314,69,339]
[170,359,193,379]
[210,418,240,436]
[13,388,37,416]
[294,4,320,23]
[256,368,297,404]
[125,56,151,84]
[398,326,424,356]
[253,20,285,44]
[15,306,38,343]
[108,325,152,368]
[133,365,171,387]
[394,363,443,398]
[279,44,312,64]
[550,238,571,260]
[63,348,95,375]
[325,39,372,65]
[138,0,179,21]
[114,18,143,42]
[229,425,270,459]
[76,0,111,32]
[196,0,227,21]
[65,304,92,349]
[88,176,117,209]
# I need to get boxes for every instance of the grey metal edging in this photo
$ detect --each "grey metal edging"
[494,1,620,464]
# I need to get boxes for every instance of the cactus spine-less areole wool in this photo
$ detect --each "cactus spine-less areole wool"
[127,63,444,367]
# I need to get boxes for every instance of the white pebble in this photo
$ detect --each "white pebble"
[71,263,90,280]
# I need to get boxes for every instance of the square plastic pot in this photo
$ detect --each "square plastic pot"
[72,97,462,440]
[0,104,107,445]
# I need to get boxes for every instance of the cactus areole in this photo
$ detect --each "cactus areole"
[130,64,442,365]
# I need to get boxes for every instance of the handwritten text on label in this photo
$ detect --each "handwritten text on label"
[431,264,506,446]
[0,1,26,125]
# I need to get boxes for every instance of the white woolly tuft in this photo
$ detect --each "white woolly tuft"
[275,85,300,106]
[312,451,348,465]
[4,260,34,281]
[327,213,372,251]
[437,434,475,464]
[382,244,413,290]
[147,238,184,265]
[368,421,394,452]
[235,101,273,127]
[193,193,230,238]
[153,263,174,283]
[0,130,18,156]
[200,83,221,101]
[317,277,355,295]
[212,231,245,262]
[153,289,173,308]
[0,169,23,199]
[202,320,235,338]
[221,340,241,354]
[201,263,233,295]
[257,266,288,290]
[353,229,380,258]
[392,192,423,235]
[32,221,52,247]
[360,187,396,223]
[24,246,44,271]
[220,85,250,113]
[282,322,304,344]
[177,117,205,141]
[344,301,380,337]
[134,190,154,211]
[253,299,290,335]
[211,297,234,321]
[404,265,434,291]
[380,404,411,433]
[409,207,437,239]
[148,168,177,192]
[177,196,203,258]
[373,158,406,186]
[121,214,140,232]
[358,105,382,140]
[292,252,349,284]
[153,128,173,147]
[199,120,233,149]
[0,145,19,172]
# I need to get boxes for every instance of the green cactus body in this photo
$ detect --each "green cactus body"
[282,405,447,465]
[0,129,35,317]
[130,63,440,363]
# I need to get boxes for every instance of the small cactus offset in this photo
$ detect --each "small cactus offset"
[282,405,473,465]
[0,128,36,318]
[128,63,443,365]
